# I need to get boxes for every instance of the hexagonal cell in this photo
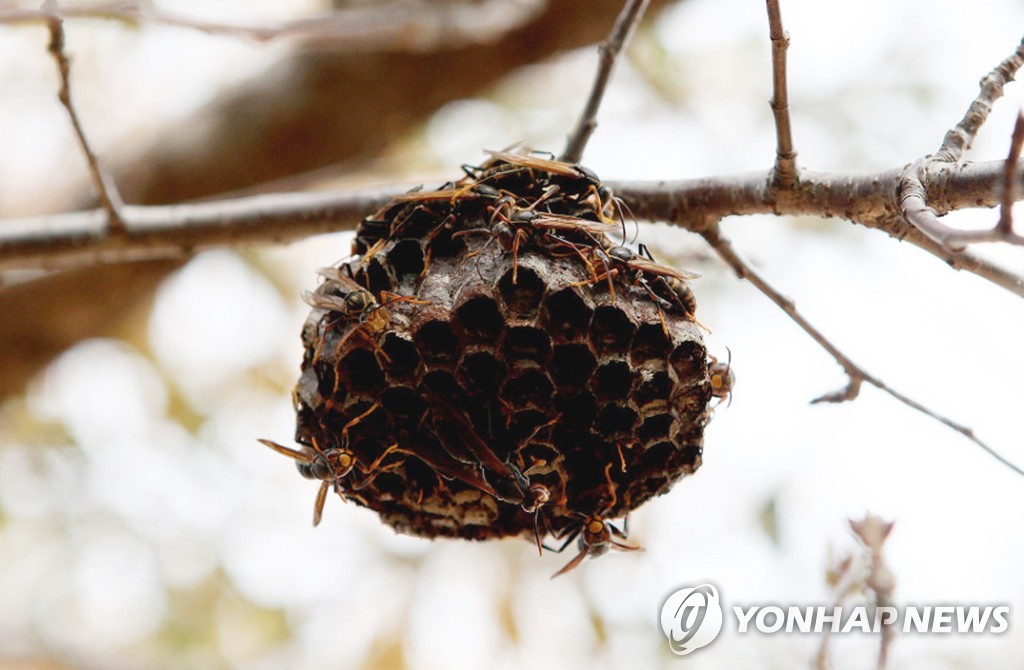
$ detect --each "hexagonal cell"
[507,410,553,444]
[414,320,460,365]
[499,370,554,409]
[632,322,672,363]
[669,340,705,382]
[643,441,675,466]
[638,413,673,444]
[678,443,703,471]
[596,403,638,438]
[456,350,504,395]
[388,239,425,278]
[592,359,633,401]
[553,392,597,433]
[497,267,546,317]
[454,296,504,343]
[562,436,615,494]
[671,385,711,428]
[338,348,385,394]
[551,343,597,390]
[382,386,426,421]
[422,217,468,259]
[380,333,420,380]
[335,397,388,437]
[501,326,552,367]
[307,360,338,400]
[541,287,593,340]
[362,256,394,296]
[395,202,443,240]
[419,370,462,399]
[634,370,671,411]
[588,305,636,353]
[294,404,320,444]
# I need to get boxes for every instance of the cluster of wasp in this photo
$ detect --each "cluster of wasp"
[261,149,734,576]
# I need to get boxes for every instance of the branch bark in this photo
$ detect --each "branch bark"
[5,160,1021,297]
[765,0,797,188]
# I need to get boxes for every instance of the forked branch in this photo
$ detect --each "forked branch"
[701,223,1024,478]
[901,35,1024,249]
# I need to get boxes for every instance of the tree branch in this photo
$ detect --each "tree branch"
[765,0,797,187]
[701,223,1024,478]
[935,35,1024,164]
[3,162,1023,300]
[0,190,394,272]
[900,35,1024,249]
[44,2,125,234]
[901,119,1024,249]
[998,110,1024,234]
[560,0,650,164]
[1,0,545,51]
[623,162,1024,299]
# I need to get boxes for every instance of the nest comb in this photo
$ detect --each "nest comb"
[262,149,718,568]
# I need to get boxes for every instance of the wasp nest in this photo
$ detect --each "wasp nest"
[262,150,725,573]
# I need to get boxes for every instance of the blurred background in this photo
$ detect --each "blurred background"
[1,0,1023,667]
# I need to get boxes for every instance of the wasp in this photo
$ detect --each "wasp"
[580,243,704,332]
[479,150,625,225]
[603,243,700,285]
[352,184,498,254]
[708,349,735,406]
[426,399,542,505]
[544,463,642,577]
[652,275,697,319]
[547,514,641,578]
[482,151,609,198]
[390,440,504,503]
[259,404,399,525]
[307,265,429,365]
[425,399,558,552]
[448,186,551,284]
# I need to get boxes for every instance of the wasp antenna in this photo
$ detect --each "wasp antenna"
[258,438,313,464]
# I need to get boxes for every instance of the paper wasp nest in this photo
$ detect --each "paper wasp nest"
[264,150,717,562]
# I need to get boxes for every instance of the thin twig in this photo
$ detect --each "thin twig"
[935,35,1024,164]
[701,222,1024,478]
[901,35,1024,249]
[765,0,797,187]
[43,2,125,234]
[0,0,541,51]
[998,110,1024,233]
[560,0,650,164]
